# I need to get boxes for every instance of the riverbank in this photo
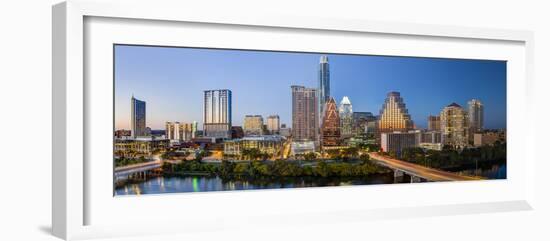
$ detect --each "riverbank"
[161,158,389,179]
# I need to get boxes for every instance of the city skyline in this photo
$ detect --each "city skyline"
[115,45,506,130]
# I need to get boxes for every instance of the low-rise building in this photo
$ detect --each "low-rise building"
[224,135,285,157]
[380,130,421,156]
[417,131,443,151]
[114,136,170,155]
[165,121,196,144]
[114,129,131,138]
[231,126,244,139]
[474,131,506,147]
[290,141,316,156]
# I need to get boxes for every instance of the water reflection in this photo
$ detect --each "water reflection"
[455,164,506,179]
[115,164,506,196]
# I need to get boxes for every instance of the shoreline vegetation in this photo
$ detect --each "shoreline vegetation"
[161,154,388,179]
[391,141,507,171]
[114,143,506,188]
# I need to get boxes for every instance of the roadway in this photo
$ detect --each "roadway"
[368,152,482,182]
[114,160,162,180]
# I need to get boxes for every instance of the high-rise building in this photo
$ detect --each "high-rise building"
[338,96,353,138]
[321,97,341,147]
[266,115,280,134]
[291,85,319,142]
[440,103,469,148]
[203,89,232,139]
[427,115,441,131]
[191,121,198,138]
[318,56,330,125]
[165,122,196,142]
[351,112,374,136]
[378,92,414,133]
[130,95,146,138]
[243,115,264,136]
[468,99,484,133]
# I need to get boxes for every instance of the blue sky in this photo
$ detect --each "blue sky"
[114,45,506,130]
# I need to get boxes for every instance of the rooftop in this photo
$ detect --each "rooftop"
[447,102,462,108]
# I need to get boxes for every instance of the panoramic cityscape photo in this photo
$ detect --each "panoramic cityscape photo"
[113,44,507,195]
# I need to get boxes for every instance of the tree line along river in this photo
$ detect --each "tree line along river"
[115,160,506,195]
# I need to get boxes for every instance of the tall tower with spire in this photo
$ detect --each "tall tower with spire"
[318,56,330,124]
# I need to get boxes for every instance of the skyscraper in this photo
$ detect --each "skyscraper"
[378,92,414,132]
[318,56,330,124]
[291,85,319,142]
[352,112,375,136]
[468,99,484,133]
[266,115,280,134]
[130,95,146,138]
[321,97,341,147]
[440,103,469,148]
[427,115,441,131]
[243,115,264,136]
[203,89,232,139]
[191,121,198,138]
[338,96,353,138]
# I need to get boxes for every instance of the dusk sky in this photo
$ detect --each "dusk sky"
[114,45,506,130]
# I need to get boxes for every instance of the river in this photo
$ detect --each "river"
[115,164,505,195]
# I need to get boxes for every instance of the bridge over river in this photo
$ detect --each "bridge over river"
[114,160,163,181]
[368,152,483,182]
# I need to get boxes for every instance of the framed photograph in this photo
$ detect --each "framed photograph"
[53,0,535,240]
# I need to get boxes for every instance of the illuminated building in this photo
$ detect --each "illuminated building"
[266,115,280,134]
[378,92,414,133]
[291,85,319,142]
[243,115,264,136]
[290,141,316,156]
[223,135,284,157]
[440,102,469,148]
[279,124,292,137]
[380,130,421,156]
[321,97,341,147]
[191,121,198,138]
[473,131,505,147]
[114,129,131,138]
[338,96,353,138]
[114,136,169,155]
[419,130,443,151]
[203,89,232,139]
[165,122,196,142]
[468,99,484,143]
[428,115,441,131]
[130,95,147,138]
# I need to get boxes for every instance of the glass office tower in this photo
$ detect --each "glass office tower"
[130,95,146,138]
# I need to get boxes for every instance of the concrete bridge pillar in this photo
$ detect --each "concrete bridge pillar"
[410,176,422,183]
[394,170,404,183]
[394,170,404,177]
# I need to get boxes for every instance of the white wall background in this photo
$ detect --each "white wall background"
[0,0,548,240]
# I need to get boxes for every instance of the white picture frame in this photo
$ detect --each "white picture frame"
[53,0,535,240]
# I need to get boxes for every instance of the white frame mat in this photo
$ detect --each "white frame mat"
[53,1,535,240]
